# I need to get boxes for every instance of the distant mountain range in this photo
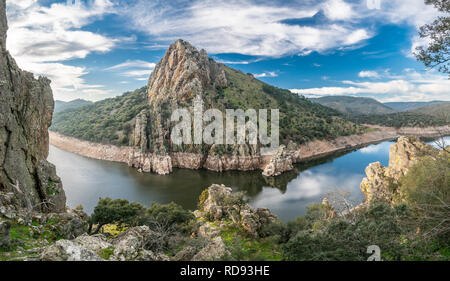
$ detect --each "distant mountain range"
[409,102,450,118]
[54,99,93,113]
[310,96,396,115]
[383,101,445,111]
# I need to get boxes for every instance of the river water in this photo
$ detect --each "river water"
[47,137,449,221]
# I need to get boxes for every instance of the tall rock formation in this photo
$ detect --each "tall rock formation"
[360,136,433,203]
[0,0,66,214]
[128,39,268,175]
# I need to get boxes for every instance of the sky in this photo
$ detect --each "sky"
[5,0,450,102]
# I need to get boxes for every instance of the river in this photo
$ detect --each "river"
[47,136,449,221]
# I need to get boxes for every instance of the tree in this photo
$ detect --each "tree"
[415,0,450,76]
[88,198,146,234]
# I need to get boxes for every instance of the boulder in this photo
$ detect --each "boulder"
[262,145,294,177]
[112,226,153,261]
[0,219,10,248]
[40,240,103,261]
[192,236,228,261]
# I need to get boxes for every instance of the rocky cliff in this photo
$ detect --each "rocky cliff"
[128,39,286,176]
[360,136,434,203]
[0,0,65,215]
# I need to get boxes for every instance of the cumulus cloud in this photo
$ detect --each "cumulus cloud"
[119,0,371,57]
[254,71,278,78]
[105,60,156,80]
[291,70,450,102]
[358,70,379,78]
[6,0,117,100]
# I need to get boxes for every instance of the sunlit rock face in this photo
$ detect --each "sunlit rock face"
[0,0,66,213]
[360,136,432,204]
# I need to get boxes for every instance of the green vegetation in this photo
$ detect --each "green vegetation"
[349,111,448,128]
[51,67,365,146]
[311,96,396,115]
[279,152,450,261]
[51,87,148,145]
[410,101,450,119]
[383,101,445,111]
[54,99,93,113]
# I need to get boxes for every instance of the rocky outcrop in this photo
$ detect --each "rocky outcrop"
[148,39,227,103]
[40,239,103,261]
[360,136,434,203]
[0,219,10,248]
[262,145,294,177]
[196,184,278,237]
[0,0,65,213]
[39,225,170,261]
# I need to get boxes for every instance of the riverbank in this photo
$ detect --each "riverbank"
[49,125,450,175]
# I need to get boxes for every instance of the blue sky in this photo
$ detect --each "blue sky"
[5,0,449,102]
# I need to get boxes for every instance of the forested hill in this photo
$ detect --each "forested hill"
[50,41,365,147]
[54,99,93,113]
[383,101,445,111]
[51,87,149,145]
[310,96,396,115]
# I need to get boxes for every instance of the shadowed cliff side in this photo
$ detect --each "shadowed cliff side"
[0,0,65,214]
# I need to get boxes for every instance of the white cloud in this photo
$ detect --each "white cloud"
[105,60,156,71]
[105,60,156,80]
[323,0,354,21]
[291,70,450,102]
[358,70,379,78]
[6,0,117,100]
[121,0,371,57]
[254,71,278,78]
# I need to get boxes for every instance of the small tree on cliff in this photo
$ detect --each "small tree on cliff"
[88,198,146,234]
[414,0,450,77]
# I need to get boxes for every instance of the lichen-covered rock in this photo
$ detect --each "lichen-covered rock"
[262,145,294,177]
[112,226,153,261]
[0,0,66,213]
[40,240,103,261]
[197,184,279,237]
[44,208,89,239]
[192,236,228,261]
[172,246,197,261]
[360,136,434,204]
[0,219,10,247]
[73,234,112,253]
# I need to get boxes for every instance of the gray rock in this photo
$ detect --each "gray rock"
[74,234,112,253]
[0,219,11,247]
[192,237,228,261]
[40,240,103,261]
[0,0,66,213]
[112,226,153,261]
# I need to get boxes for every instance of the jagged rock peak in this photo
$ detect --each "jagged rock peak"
[147,39,227,103]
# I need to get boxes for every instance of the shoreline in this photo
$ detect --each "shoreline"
[49,125,450,174]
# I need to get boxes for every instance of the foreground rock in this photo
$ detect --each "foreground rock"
[39,226,170,261]
[360,136,434,203]
[0,0,65,213]
[196,184,278,238]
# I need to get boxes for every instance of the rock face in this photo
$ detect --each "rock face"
[262,145,294,177]
[39,226,170,261]
[0,0,65,213]
[197,184,278,237]
[148,39,227,103]
[360,136,432,203]
[127,39,288,177]
[0,219,10,247]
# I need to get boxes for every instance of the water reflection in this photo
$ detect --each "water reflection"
[48,136,448,222]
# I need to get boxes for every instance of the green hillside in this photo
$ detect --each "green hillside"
[51,70,365,146]
[51,87,149,145]
[409,102,450,118]
[384,101,445,111]
[54,99,93,113]
[310,96,396,115]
